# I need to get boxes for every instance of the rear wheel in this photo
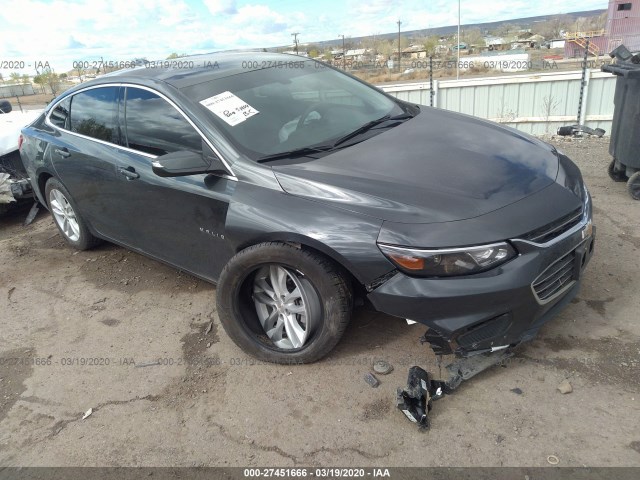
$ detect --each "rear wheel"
[45,178,101,250]
[627,171,640,201]
[216,242,352,363]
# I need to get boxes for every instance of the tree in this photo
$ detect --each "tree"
[33,74,47,94]
[75,118,111,140]
[463,28,485,48]
[542,94,561,133]
[422,36,440,56]
[38,68,61,95]
[494,23,516,38]
[572,13,607,33]
[167,52,188,59]
[536,15,572,39]
[0,73,3,84]
[9,72,25,94]
[375,40,394,59]
[306,44,320,57]
[75,64,85,82]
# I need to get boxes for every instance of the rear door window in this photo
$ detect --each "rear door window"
[69,87,119,143]
[124,87,202,156]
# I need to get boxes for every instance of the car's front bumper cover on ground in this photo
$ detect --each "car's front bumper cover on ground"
[368,195,595,356]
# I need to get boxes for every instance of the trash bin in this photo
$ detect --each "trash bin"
[602,57,640,200]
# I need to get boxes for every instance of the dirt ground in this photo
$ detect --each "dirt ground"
[0,136,638,468]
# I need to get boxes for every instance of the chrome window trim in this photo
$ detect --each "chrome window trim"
[44,82,238,181]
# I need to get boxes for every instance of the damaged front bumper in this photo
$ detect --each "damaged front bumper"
[368,201,595,357]
[0,152,33,208]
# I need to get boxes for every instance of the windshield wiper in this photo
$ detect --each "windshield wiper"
[257,145,334,163]
[331,113,414,148]
[256,113,414,163]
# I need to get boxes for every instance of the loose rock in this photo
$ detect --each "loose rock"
[557,379,573,394]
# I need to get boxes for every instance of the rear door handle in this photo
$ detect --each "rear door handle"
[54,147,71,158]
[117,166,140,180]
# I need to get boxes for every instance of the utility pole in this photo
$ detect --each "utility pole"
[397,20,402,73]
[339,34,345,70]
[457,0,461,79]
[291,32,300,55]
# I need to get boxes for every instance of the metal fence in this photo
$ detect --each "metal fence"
[379,69,616,135]
[0,83,36,98]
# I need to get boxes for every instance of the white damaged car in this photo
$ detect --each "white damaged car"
[0,100,42,212]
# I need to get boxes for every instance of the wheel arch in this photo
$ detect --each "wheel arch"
[232,232,366,290]
[35,168,56,208]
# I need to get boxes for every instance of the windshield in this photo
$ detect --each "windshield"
[181,61,405,160]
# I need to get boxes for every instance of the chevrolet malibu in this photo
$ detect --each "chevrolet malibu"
[19,53,595,363]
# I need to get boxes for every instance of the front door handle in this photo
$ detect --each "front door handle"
[54,147,71,158]
[118,166,140,180]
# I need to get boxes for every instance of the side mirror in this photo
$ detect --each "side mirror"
[152,149,229,177]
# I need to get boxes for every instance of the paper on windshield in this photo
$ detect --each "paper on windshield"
[199,91,259,126]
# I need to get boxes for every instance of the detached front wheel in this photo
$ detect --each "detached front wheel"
[216,242,352,363]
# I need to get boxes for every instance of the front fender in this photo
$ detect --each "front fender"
[223,182,394,285]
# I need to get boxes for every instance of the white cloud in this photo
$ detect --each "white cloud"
[204,0,237,16]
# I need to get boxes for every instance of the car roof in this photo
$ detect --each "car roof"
[82,52,310,90]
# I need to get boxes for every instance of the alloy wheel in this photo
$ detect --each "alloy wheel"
[49,189,81,242]
[252,265,320,349]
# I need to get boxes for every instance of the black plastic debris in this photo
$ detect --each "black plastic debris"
[557,125,605,137]
[396,366,445,430]
[444,350,514,391]
[24,202,40,226]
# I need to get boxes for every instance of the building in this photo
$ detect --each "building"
[548,39,566,49]
[565,0,640,57]
[485,36,509,51]
[512,34,545,49]
[605,0,640,50]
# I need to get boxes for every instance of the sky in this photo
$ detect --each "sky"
[0,0,609,76]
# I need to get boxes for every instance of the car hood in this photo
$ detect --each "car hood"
[272,108,559,224]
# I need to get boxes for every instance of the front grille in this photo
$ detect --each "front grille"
[532,249,576,302]
[521,207,583,244]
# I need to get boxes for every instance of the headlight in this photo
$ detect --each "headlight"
[378,242,517,277]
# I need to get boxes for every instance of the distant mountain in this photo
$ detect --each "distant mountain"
[281,9,607,50]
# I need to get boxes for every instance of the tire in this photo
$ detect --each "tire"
[45,178,101,250]
[0,100,11,114]
[216,242,353,364]
[627,171,640,201]
[608,159,628,182]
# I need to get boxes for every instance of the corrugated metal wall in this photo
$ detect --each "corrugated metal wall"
[379,70,617,135]
[0,84,36,98]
